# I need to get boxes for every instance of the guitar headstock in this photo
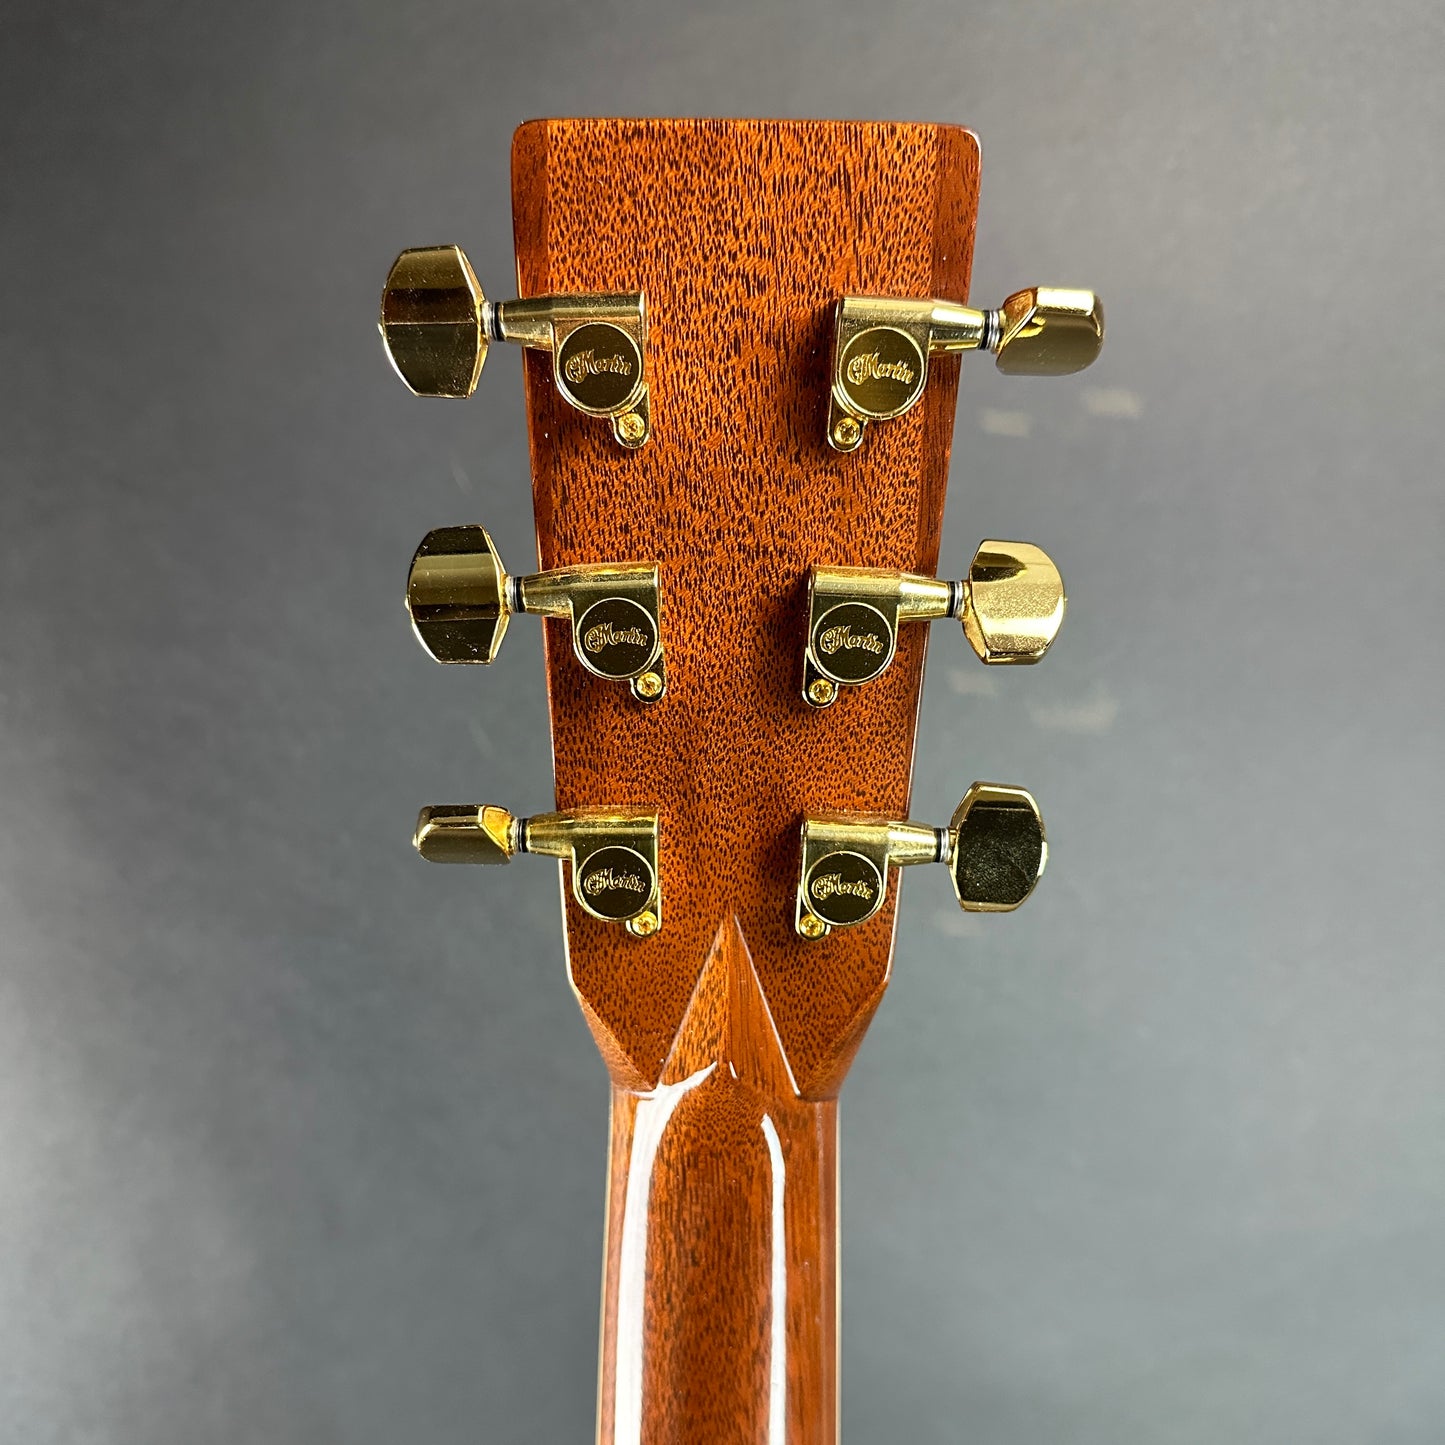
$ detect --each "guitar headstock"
[384,119,1101,1099]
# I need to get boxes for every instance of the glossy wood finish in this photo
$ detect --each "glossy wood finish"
[599,919,838,1444]
[512,119,978,1445]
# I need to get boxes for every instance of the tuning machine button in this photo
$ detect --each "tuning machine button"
[414,804,661,937]
[407,525,665,702]
[802,540,1063,707]
[826,286,1103,451]
[380,245,651,448]
[794,783,1046,939]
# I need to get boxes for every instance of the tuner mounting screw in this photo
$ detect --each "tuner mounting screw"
[635,670,664,700]
[831,416,862,449]
[807,677,837,706]
[627,909,660,938]
[616,411,647,446]
[798,912,827,940]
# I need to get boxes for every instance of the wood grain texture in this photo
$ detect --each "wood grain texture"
[598,919,837,1445]
[511,118,979,1445]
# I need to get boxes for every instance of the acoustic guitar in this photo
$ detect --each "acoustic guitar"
[380,117,1102,1445]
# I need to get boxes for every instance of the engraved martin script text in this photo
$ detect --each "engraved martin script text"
[845,350,916,387]
[810,871,876,902]
[584,622,651,655]
[817,625,885,657]
[564,349,634,385]
[583,867,648,897]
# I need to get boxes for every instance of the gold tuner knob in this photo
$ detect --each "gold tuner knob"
[794,783,1046,939]
[992,287,1105,377]
[802,540,1064,706]
[380,245,652,447]
[406,525,666,702]
[379,244,488,399]
[826,287,1103,451]
[414,805,662,937]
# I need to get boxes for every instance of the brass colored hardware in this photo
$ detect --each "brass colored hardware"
[797,912,828,940]
[413,803,519,864]
[615,410,648,447]
[414,804,662,936]
[802,541,1064,706]
[948,785,1048,913]
[380,245,652,448]
[795,783,1046,937]
[407,525,666,703]
[826,287,1103,451]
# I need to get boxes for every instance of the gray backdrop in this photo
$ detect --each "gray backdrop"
[2,2,1443,1442]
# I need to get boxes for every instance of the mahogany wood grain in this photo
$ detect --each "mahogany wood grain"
[511,118,978,1445]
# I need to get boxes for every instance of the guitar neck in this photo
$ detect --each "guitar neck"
[598,921,837,1444]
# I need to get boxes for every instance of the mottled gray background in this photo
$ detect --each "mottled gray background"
[2,1,1443,1442]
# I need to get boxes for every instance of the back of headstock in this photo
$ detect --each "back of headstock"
[383,118,1101,1445]
[513,118,986,1098]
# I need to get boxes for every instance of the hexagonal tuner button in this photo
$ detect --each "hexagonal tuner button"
[380,245,652,447]
[826,285,1103,451]
[414,805,661,937]
[802,540,1064,707]
[407,525,666,702]
[795,783,1047,938]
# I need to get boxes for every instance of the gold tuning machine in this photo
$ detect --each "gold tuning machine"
[802,540,1064,707]
[380,245,651,448]
[407,525,666,702]
[414,805,662,937]
[795,784,1046,938]
[826,286,1103,451]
